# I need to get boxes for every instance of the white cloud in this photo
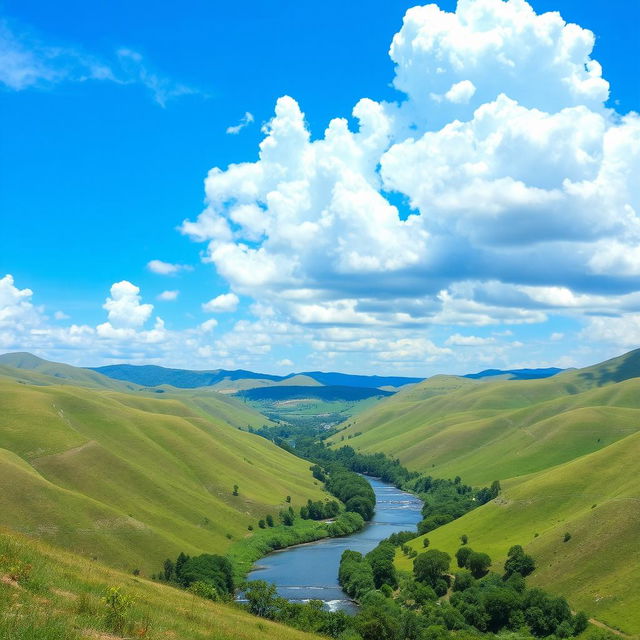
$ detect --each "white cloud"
[103,281,153,329]
[179,0,638,353]
[147,260,192,275]
[446,334,496,346]
[444,80,476,104]
[226,111,255,135]
[157,290,179,301]
[0,20,199,106]
[202,292,239,313]
[53,311,70,320]
[0,274,40,331]
[277,358,294,368]
[582,315,640,349]
[199,318,218,332]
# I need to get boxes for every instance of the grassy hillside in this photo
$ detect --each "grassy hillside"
[396,430,640,635]
[0,527,323,640]
[0,352,141,391]
[328,350,640,485]
[325,349,640,634]
[0,373,326,575]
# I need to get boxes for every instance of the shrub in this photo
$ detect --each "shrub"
[102,587,134,633]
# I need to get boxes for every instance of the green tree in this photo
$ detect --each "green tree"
[232,484,239,496]
[266,514,274,527]
[455,546,473,568]
[460,534,468,545]
[244,580,279,618]
[258,519,266,529]
[163,558,174,581]
[467,551,491,578]
[504,544,535,577]
[413,549,450,587]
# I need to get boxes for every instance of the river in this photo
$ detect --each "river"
[246,476,423,614]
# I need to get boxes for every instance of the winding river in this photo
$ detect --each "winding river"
[246,477,423,614]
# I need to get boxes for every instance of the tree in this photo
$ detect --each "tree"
[285,495,291,503]
[504,544,535,577]
[467,551,491,578]
[163,558,174,581]
[573,611,589,635]
[413,549,450,587]
[180,554,234,595]
[455,546,473,568]
[258,519,266,529]
[279,509,294,526]
[244,580,279,618]
[266,514,274,527]
[345,496,375,521]
[232,484,239,496]
[460,534,468,545]
[175,552,190,585]
[423,538,430,548]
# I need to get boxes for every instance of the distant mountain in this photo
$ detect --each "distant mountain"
[91,363,282,389]
[238,385,393,402]
[89,362,422,390]
[463,367,564,380]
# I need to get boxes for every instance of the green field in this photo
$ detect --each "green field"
[329,349,640,635]
[0,362,327,575]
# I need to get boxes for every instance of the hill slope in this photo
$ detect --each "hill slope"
[397,430,640,635]
[326,349,640,634]
[328,349,640,485]
[0,370,325,574]
[0,527,324,640]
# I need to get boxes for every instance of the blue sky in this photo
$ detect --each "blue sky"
[1,0,639,375]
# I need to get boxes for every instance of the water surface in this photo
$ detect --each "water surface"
[246,477,423,614]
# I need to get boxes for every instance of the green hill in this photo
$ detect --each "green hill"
[397,429,640,635]
[328,349,640,485]
[327,349,640,634]
[0,527,324,640]
[0,368,325,575]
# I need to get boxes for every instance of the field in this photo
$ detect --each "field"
[0,363,327,575]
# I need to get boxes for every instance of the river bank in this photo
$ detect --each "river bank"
[242,477,423,613]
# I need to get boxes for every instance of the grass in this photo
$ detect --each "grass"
[394,430,640,635]
[0,371,327,575]
[327,352,640,485]
[0,527,324,640]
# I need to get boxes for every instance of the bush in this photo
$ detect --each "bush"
[102,587,134,633]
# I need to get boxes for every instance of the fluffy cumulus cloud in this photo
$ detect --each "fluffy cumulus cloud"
[0,275,231,367]
[202,292,239,313]
[179,0,639,370]
[102,281,153,329]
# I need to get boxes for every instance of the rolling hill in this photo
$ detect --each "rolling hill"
[0,362,326,575]
[0,527,325,640]
[328,348,640,634]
